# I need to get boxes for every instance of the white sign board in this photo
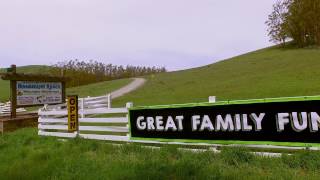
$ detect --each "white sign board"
[16,81,63,106]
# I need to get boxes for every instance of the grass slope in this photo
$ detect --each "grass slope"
[114,47,320,106]
[1,128,320,179]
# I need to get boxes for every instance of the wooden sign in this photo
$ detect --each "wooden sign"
[0,64,68,118]
[67,95,78,132]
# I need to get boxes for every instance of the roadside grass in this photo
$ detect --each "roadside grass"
[1,128,320,179]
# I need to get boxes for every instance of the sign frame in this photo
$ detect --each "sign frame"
[16,81,64,106]
[128,95,320,145]
[67,95,79,132]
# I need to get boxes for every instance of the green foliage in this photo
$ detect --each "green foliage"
[1,128,320,179]
[266,0,320,47]
[52,59,166,87]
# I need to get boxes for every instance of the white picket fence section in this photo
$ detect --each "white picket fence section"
[38,94,132,142]
[0,101,26,115]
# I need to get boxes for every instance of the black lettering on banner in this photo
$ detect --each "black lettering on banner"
[129,100,320,143]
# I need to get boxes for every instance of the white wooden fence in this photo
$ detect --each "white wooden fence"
[0,101,26,115]
[38,94,132,142]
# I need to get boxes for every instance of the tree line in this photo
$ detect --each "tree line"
[266,0,320,47]
[50,60,166,87]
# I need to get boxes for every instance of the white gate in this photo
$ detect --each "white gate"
[38,94,132,142]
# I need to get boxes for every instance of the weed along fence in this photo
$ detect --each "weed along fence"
[38,94,131,141]
[38,95,320,150]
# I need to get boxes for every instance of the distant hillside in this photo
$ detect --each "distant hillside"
[113,46,320,106]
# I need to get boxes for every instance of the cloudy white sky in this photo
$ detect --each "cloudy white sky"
[0,0,276,70]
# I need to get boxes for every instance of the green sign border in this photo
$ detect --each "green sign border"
[128,95,320,148]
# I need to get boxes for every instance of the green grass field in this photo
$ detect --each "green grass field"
[1,128,320,179]
[2,47,320,179]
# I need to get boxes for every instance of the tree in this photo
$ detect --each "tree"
[266,0,320,47]
[50,59,167,87]
[266,0,291,46]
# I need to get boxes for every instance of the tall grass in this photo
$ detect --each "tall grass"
[1,128,320,179]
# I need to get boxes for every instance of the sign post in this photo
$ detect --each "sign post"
[67,95,78,132]
[9,65,17,118]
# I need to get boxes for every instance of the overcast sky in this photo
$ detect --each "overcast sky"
[0,0,276,70]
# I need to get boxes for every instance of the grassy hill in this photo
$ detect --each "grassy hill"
[114,47,320,106]
[2,47,320,106]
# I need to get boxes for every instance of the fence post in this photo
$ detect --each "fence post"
[126,102,133,109]
[76,98,84,138]
[209,96,216,103]
[107,94,112,109]
[81,98,85,118]
[126,102,133,138]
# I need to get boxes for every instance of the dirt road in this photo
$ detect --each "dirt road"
[110,78,146,99]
